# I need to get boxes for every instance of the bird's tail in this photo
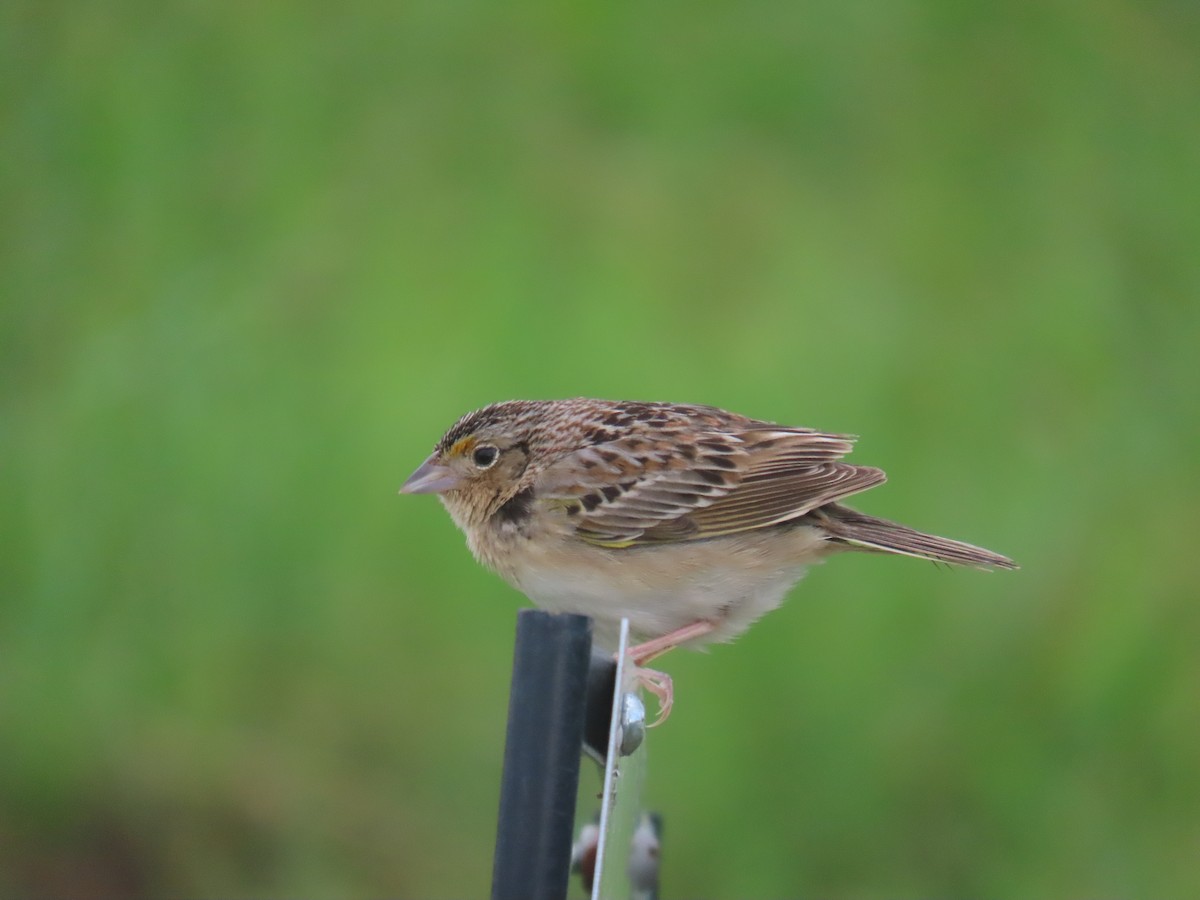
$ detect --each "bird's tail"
[814,504,1017,570]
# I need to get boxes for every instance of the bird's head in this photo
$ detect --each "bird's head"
[400,403,539,528]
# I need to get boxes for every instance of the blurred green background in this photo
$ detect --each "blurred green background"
[3,0,1198,896]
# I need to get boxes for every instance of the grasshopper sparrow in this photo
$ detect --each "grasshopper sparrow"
[402,399,1015,720]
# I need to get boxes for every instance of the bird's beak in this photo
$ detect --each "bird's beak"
[400,454,462,495]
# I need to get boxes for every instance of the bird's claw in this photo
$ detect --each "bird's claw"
[632,666,673,727]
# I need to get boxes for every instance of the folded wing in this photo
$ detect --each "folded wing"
[537,426,883,547]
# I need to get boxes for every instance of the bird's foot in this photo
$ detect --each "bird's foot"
[621,619,717,726]
[632,665,673,727]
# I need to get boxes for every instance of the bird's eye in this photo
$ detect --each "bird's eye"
[472,445,499,468]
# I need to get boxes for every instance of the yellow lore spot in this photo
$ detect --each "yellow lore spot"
[449,436,478,456]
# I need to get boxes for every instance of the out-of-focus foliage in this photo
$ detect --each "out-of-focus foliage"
[3,0,1197,896]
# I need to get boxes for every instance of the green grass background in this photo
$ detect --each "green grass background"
[3,1,1198,896]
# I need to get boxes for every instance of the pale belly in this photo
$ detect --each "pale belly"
[480,524,833,650]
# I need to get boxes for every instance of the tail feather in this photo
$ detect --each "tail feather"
[816,504,1017,570]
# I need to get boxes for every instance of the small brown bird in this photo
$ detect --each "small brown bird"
[402,399,1015,720]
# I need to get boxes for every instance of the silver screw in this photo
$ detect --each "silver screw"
[618,691,646,756]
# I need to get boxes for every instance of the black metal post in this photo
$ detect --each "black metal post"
[491,610,593,900]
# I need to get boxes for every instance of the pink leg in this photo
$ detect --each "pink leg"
[624,620,718,727]
[627,619,717,666]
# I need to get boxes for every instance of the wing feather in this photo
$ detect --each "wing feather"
[536,425,883,546]
[660,464,885,540]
